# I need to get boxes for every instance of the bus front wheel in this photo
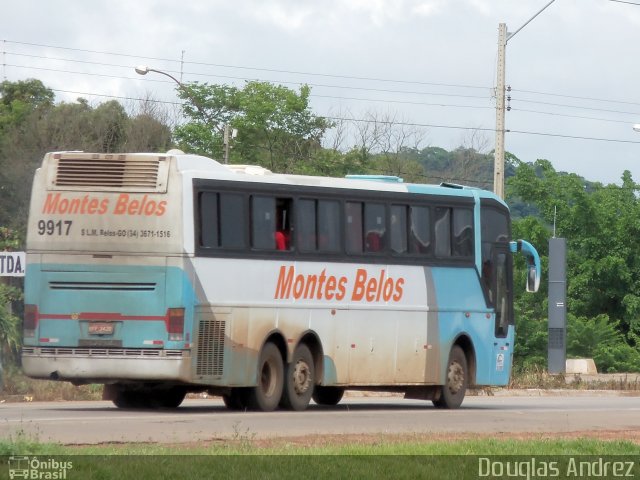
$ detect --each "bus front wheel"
[433,345,467,409]
[246,342,284,412]
[280,344,315,411]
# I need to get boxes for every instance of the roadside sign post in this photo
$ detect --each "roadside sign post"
[548,238,567,374]
[0,251,25,391]
[0,251,25,277]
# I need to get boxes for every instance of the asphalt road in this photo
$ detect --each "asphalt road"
[1,393,639,445]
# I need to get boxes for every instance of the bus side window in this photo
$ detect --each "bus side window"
[364,203,386,253]
[198,192,219,248]
[296,199,316,252]
[409,205,431,255]
[390,205,407,254]
[220,193,246,249]
[250,196,293,251]
[494,251,512,337]
[275,198,292,250]
[345,201,363,254]
[318,200,340,252]
[252,195,276,250]
[452,208,474,257]
[434,207,451,257]
[480,205,510,307]
[296,199,340,253]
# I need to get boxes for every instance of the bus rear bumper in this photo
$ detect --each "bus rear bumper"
[21,347,192,383]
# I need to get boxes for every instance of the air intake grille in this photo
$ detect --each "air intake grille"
[50,154,168,192]
[49,281,156,291]
[22,347,187,358]
[196,319,225,377]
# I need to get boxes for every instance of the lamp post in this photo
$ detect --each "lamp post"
[135,65,234,163]
[494,0,557,199]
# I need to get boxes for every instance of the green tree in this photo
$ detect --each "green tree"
[174,81,330,173]
[0,86,173,231]
[508,159,640,372]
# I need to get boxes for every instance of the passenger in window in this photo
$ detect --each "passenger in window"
[365,231,382,252]
[275,231,289,250]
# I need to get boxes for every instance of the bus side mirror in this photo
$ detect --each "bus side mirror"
[511,239,541,293]
[526,265,538,293]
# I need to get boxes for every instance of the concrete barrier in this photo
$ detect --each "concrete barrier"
[566,358,598,374]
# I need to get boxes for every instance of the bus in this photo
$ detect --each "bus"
[22,150,540,411]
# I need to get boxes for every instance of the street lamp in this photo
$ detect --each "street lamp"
[135,65,182,86]
[494,0,557,199]
[135,65,235,163]
[633,124,640,133]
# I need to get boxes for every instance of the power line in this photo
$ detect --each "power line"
[43,87,640,145]
[3,39,490,91]
[322,115,496,132]
[608,0,640,5]
[10,62,640,122]
[7,38,640,111]
[6,64,495,111]
[511,97,640,117]
[510,108,636,125]
[52,88,183,106]
[509,129,640,144]
[7,50,640,126]
[512,88,640,108]
[5,52,493,101]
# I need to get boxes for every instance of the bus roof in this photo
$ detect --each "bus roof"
[42,151,505,206]
[174,152,506,206]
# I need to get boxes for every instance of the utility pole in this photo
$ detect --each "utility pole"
[223,124,230,164]
[494,23,507,199]
[493,1,556,199]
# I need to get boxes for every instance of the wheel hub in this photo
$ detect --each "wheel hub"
[293,360,311,395]
[447,361,464,395]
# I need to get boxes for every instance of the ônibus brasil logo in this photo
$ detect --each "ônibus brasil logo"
[8,456,73,479]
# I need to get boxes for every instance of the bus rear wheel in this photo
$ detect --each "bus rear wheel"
[111,385,185,409]
[222,388,249,411]
[280,344,315,411]
[112,389,141,409]
[246,342,284,412]
[433,345,467,409]
[154,387,186,408]
[312,386,344,406]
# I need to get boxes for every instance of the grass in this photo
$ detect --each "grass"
[0,365,102,401]
[2,432,639,455]
[1,435,638,480]
[509,366,640,390]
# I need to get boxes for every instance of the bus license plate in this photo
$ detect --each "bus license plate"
[88,322,114,335]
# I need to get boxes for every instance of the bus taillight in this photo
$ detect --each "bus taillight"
[24,304,38,337]
[167,308,185,341]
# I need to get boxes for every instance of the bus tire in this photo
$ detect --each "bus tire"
[312,386,344,406]
[433,345,467,409]
[280,344,315,411]
[112,387,144,409]
[155,387,186,409]
[246,342,284,412]
[223,388,249,411]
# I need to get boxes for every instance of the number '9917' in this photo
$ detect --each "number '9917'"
[37,220,72,236]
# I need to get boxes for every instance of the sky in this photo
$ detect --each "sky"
[2,0,640,185]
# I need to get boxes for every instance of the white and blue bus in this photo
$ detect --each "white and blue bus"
[22,150,540,411]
